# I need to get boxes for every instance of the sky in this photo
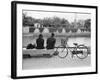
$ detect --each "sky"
[23,10,91,23]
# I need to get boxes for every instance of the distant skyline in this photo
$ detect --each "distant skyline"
[23,10,91,23]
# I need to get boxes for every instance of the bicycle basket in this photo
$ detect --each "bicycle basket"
[61,39,67,46]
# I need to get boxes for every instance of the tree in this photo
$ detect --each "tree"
[23,13,34,26]
[61,18,70,28]
[77,20,85,29]
[84,19,91,29]
[52,16,61,27]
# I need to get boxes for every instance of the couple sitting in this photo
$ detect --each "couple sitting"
[36,33,56,49]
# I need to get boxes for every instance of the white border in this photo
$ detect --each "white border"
[17,3,96,77]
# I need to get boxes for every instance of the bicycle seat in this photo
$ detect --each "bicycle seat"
[73,43,85,46]
[73,43,78,46]
[79,44,85,46]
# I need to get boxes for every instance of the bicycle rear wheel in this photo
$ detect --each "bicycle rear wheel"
[76,45,88,59]
[56,45,68,58]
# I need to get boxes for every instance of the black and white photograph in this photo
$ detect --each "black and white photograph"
[22,10,91,69]
[11,1,97,79]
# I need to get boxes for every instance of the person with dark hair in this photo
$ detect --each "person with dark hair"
[46,33,56,49]
[36,34,44,49]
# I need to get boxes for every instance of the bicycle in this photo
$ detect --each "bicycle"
[55,38,89,59]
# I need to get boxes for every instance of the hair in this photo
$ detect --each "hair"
[51,33,55,37]
[39,34,43,38]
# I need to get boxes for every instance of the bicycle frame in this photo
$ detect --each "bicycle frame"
[63,43,78,58]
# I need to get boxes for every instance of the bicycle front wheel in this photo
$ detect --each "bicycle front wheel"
[56,45,68,58]
[76,45,88,59]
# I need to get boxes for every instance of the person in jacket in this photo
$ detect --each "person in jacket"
[46,33,56,49]
[36,34,44,49]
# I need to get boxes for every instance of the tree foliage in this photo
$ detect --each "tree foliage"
[84,19,91,29]
[22,13,91,30]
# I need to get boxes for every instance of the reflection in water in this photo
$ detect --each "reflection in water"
[67,37,90,47]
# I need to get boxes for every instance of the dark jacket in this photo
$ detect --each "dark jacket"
[46,37,56,49]
[36,38,44,49]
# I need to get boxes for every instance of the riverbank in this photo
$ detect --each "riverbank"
[23,32,91,38]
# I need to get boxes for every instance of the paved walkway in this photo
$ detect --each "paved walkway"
[22,53,91,70]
